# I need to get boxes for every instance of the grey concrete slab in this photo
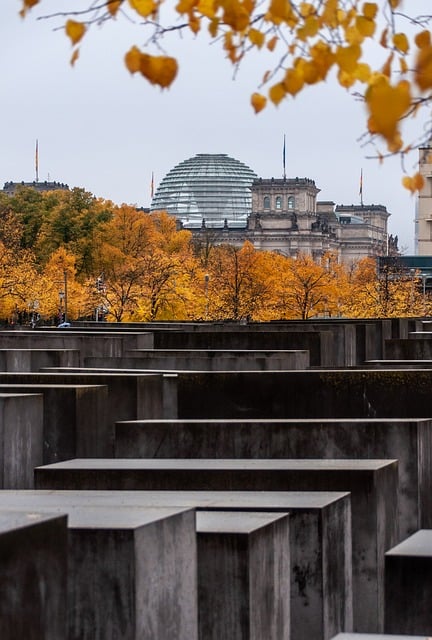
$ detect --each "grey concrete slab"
[166,370,432,420]
[0,489,352,640]
[0,393,43,488]
[0,371,177,421]
[4,504,197,640]
[35,458,397,632]
[115,417,432,537]
[196,511,290,640]
[0,384,109,463]
[384,529,432,635]
[84,349,310,371]
[332,635,425,640]
[0,510,68,639]
[0,349,80,371]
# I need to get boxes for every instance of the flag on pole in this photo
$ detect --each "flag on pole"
[359,168,363,205]
[283,134,286,179]
[150,172,155,199]
[35,139,39,183]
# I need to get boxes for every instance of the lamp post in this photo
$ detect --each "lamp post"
[204,273,209,321]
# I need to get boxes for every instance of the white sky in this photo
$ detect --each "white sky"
[1,1,430,253]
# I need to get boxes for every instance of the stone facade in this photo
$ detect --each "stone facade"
[415,142,432,255]
[186,176,391,264]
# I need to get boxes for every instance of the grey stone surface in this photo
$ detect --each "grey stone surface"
[115,417,432,537]
[34,457,397,632]
[0,371,177,421]
[0,393,43,488]
[0,349,80,371]
[332,635,425,640]
[0,489,352,640]
[84,349,310,371]
[384,529,432,636]
[196,511,290,640]
[0,510,68,639]
[5,504,197,640]
[0,383,109,463]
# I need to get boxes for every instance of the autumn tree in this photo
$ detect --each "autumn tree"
[21,1,432,188]
[205,241,271,320]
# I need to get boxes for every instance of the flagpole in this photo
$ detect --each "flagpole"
[359,168,363,206]
[35,139,39,183]
[150,171,154,199]
[283,134,286,180]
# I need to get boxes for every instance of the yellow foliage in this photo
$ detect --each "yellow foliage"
[251,92,267,113]
[126,51,178,88]
[125,46,142,74]
[248,28,265,48]
[415,43,432,92]
[65,20,86,46]
[283,67,304,95]
[266,35,278,52]
[355,15,375,38]
[336,44,361,73]
[128,0,157,18]
[393,32,409,54]
[402,172,425,194]
[365,76,411,147]
[269,82,286,105]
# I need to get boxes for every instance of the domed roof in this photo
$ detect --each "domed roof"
[150,153,257,227]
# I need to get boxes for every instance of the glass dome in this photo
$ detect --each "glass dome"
[150,153,257,227]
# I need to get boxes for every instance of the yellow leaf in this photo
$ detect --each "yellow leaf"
[197,0,216,19]
[415,31,431,50]
[380,27,388,48]
[283,67,304,95]
[402,173,425,193]
[65,20,86,46]
[188,13,200,33]
[251,92,267,113]
[381,52,393,78]
[128,0,157,17]
[415,44,432,91]
[223,0,250,32]
[176,0,196,12]
[70,48,80,67]
[267,35,278,51]
[124,45,142,74]
[354,62,371,82]
[399,57,408,74]
[335,44,361,73]
[356,15,375,38]
[208,18,219,37]
[107,0,123,16]
[393,32,409,54]
[297,15,319,40]
[299,2,314,17]
[388,0,400,7]
[248,28,265,48]
[269,82,286,105]
[362,2,377,19]
[140,54,178,88]
[337,68,356,88]
[365,76,411,143]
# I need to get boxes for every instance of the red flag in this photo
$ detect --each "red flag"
[151,172,154,199]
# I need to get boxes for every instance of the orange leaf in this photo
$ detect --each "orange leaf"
[70,48,80,67]
[356,15,375,38]
[415,31,431,50]
[415,44,432,91]
[269,82,286,105]
[251,92,267,113]
[140,54,178,88]
[65,20,86,46]
[366,76,411,143]
[267,35,278,51]
[248,28,265,48]
[124,46,142,74]
[283,67,304,94]
[107,0,123,16]
[335,44,361,73]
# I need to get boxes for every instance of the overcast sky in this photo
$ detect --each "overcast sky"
[1,1,430,253]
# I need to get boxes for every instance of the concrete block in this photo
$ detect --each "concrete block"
[0,510,68,639]
[84,349,310,371]
[384,529,432,635]
[0,393,43,488]
[115,417,432,537]
[0,349,80,371]
[0,384,110,463]
[196,511,290,640]
[35,457,397,632]
[0,489,352,640]
[0,371,177,421]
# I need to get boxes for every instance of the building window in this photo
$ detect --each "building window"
[288,196,295,209]
[276,196,282,209]
[264,196,270,209]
